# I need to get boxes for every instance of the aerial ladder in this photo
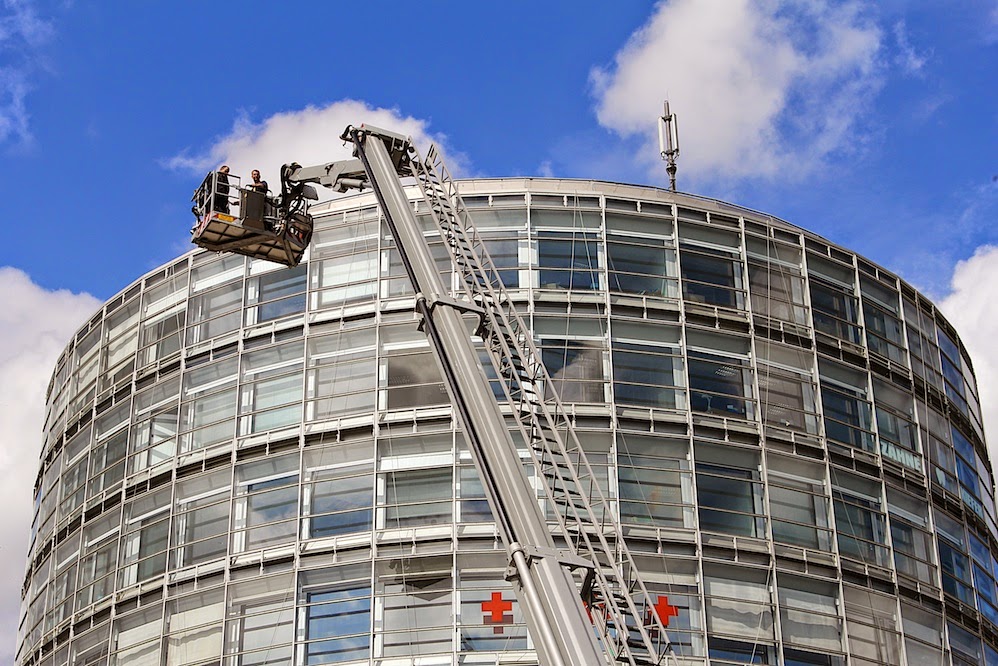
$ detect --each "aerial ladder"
[193,125,675,666]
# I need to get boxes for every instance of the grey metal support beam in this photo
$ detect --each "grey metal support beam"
[348,126,606,666]
[284,158,367,191]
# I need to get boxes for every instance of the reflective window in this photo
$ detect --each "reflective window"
[481,234,521,288]
[119,487,170,586]
[70,622,109,666]
[382,467,452,528]
[746,237,806,325]
[696,445,764,538]
[948,621,983,664]
[618,435,694,529]
[767,455,831,550]
[187,281,242,344]
[843,587,902,665]
[381,325,447,410]
[376,557,453,657]
[173,469,230,569]
[457,465,493,523]
[887,488,937,587]
[680,246,744,309]
[310,250,378,309]
[778,575,841,652]
[938,539,974,605]
[832,472,890,567]
[138,304,185,367]
[819,360,874,453]
[607,236,679,298]
[758,364,818,433]
[110,605,162,665]
[611,321,684,410]
[688,351,753,418]
[131,376,179,474]
[541,338,605,403]
[239,341,304,435]
[704,567,774,644]
[59,453,89,522]
[180,355,237,452]
[306,326,376,421]
[863,301,907,365]
[102,300,139,387]
[234,454,300,552]
[939,328,970,415]
[224,574,295,665]
[458,555,527,651]
[248,264,307,323]
[810,279,861,344]
[537,231,601,291]
[77,509,119,611]
[164,586,224,665]
[873,379,920,470]
[300,572,371,665]
[303,442,374,539]
[87,427,127,499]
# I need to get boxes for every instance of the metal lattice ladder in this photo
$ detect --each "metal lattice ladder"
[402,142,675,666]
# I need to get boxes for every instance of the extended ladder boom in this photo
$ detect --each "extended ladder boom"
[293,125,674,666]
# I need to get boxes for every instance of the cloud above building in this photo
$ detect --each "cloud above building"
[590,0,883,182]
[0,267,100,663]
[164,99,465,196]
[0,0,54,146]
[939,246,998,463]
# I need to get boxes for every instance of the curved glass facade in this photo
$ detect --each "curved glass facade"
[17,178,998,666]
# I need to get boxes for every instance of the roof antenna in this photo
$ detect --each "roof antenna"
[659,100,679,192]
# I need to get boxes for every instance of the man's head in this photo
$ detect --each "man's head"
[251,170,261,182]
[219,165,230,174]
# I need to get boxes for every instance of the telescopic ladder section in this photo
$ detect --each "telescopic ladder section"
[346,126,674,666]
[410,144,674,666]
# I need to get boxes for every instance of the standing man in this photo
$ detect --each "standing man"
[247,169,269,195]
[213,165,231,213]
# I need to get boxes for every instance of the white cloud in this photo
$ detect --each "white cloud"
[0,68,30,145]
[986,2,998,44]
[893,20,929,75]
[939,246,998,464]
[164,99,466,197]
[590,0,882,182]
[0,0,52,45]
[0,0,54,146]
[0,267,100,663]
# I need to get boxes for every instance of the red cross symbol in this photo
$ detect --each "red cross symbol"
[648,595,680,629]
[482,592,513,634]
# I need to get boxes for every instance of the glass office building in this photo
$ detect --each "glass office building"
[16,178,998,665]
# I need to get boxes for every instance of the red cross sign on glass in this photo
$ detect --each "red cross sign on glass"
[482,591,513,634]
[646,595,680,638]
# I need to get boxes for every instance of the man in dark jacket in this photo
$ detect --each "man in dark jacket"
[213,165,231,213]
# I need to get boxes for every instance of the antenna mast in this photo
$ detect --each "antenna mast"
[659,100,679,192]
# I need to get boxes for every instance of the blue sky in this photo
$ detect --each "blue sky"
[0,1,993,298]
[0,0,995,660]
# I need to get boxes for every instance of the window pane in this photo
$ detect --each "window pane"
[681,247,742,309]
[688,352,752,418]
[542,340,605,403]
[383,468,452,528]
[607,240,678,298]
[538,233,601,291]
